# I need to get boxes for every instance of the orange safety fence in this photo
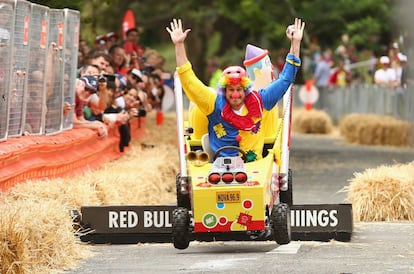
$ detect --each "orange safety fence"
[0,117,146,192]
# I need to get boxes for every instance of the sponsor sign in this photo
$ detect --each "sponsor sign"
[290,204,352,233]
[80,204,352,237]
[81,206,173,233]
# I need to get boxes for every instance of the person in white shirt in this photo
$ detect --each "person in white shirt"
[374,56,397,88]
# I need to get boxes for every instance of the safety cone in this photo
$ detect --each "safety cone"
[156,110,164,125]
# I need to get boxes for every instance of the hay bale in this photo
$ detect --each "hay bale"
[0,110,180,272]
[345,161,414,222]
[339,113,412,147]
[292,108,333,134]
[0,198,91,274]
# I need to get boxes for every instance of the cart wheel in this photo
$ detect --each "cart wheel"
[280,169,293,206]
[172,207,190,250]
[271,203,291,245]
[176,173,191,210]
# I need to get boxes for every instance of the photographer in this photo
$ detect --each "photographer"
[73,76,108,138]
[101,80,131,152]
[83,74,110,122]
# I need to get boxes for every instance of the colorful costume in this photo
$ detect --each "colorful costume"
[177,53,300,161]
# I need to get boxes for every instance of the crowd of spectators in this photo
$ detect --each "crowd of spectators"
[309,37,410,88]
[307,35,411,111]
[74,29,174,152]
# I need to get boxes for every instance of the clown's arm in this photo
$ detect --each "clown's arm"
[260,18,305,109]
[166,18,216,115]
[287,18,305,59]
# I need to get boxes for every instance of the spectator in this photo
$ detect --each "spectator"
[146,73,165,110]
[94,35,107,53]
[125,68,152,114]
[85,49,111,74]
[313,50,332,109]
[109,44,128,75]
[101,80,131,152]
[105,32,119,53]
[123,28,145,58]
[207,56,222,89]
[328,58,351,86]
[374,56,397,88]
[73,76,108,138]
[78,64,100,78]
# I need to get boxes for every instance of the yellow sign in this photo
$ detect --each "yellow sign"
[216,191,241,203]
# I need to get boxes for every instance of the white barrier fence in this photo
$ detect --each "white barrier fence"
[293,84,414,123]
[0,0,79,141]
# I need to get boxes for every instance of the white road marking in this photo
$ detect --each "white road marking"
[266,243,301,254]
[189,258,256,271]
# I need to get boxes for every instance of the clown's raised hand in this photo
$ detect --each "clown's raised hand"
[286,18,305,42]
[166,18,191,45]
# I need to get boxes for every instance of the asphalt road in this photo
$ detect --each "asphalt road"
[66,134,414,274]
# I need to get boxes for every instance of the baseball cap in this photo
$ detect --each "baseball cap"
[379,56,390,64]
[80,75,98,92]
[397,53,408,62]
[131,68,143,82]
[106,32,119,41]
[95,35,106,45]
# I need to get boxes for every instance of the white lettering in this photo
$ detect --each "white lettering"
[318,210,329,227]
[144,211,153,227]
[329,210,338,227]
[165,211,172,228]
[108,211,139,228]
[307,210,317,227]
[128,211,138,227]
[109,211,118,228]
[290,209,339,227]
[119,211,127,228]
[143,211,173,228]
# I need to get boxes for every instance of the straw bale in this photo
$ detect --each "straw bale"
[0,110,180,273]
[292,108,333,134]
[345,161,414,221]
[339,113,412,147]
[0,198,91,274]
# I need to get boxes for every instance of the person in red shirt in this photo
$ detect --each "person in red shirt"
[123,28,145,68]
[328,59,351,86]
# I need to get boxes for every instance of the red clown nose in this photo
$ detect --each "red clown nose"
[231,92,240,99]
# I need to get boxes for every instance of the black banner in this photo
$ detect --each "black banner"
[80,204,352,235]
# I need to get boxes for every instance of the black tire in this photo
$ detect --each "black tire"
[172,207,190,249]
[176,173,191,210]
[280,168,293,206]
[271,203,291,245]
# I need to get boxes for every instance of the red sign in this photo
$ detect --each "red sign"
[40,20,47,49]
[57,21,64,49]
[23,16,29,46]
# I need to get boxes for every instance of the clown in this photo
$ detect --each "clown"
[167,18,304,161]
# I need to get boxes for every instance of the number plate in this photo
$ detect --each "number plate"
[216,191,241,203]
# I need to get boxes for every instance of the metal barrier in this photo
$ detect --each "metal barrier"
[0,0,79,141]
[8,0,30,137]
[293,84,414,123]
[0,0,14,141]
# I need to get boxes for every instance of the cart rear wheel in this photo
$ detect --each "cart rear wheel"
[172,207,190,249]
[271,203,291,245]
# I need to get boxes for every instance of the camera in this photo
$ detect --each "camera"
[137,107,147,117]
[98,74,107,83]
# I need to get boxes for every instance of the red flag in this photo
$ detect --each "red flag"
[122,9,136,40]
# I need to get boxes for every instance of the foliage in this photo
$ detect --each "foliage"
[29,0,81,10]
[33,0,402,82]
